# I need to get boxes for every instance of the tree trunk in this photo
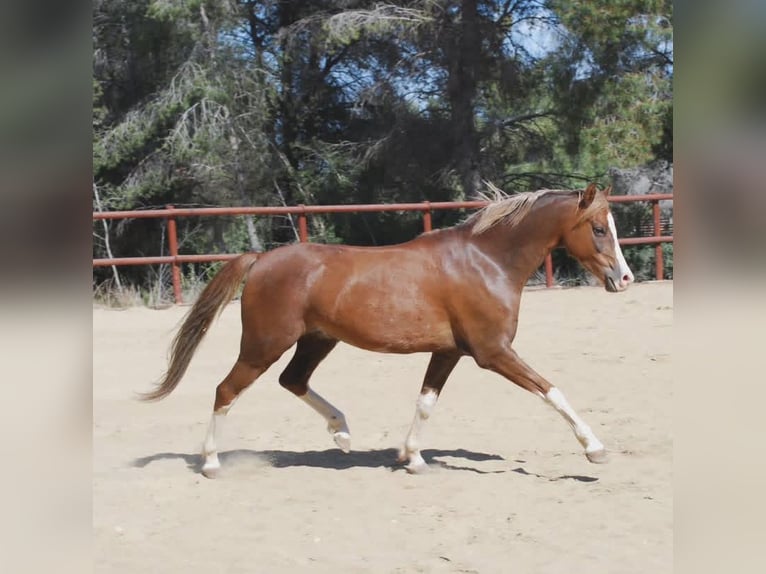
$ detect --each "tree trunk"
[243,216,262,252]
[92,182,123,292]
[277,3,299,205]
[235,165,263,252]
[447,0,481,197]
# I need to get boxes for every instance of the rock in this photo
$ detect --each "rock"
[608,161,674,220]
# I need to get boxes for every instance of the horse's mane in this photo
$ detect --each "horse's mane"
[468,181,607,235]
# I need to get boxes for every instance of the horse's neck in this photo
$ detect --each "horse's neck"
[470,196,574,282]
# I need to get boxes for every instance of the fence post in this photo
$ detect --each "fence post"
[545,253,554,288]
[653,200,663,280]
[423,202,432,233]
[298,205,308,242]
[166,205,183,304]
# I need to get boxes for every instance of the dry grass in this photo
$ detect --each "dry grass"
[93,267,210,309]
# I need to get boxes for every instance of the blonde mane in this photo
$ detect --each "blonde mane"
[469,181,608,235]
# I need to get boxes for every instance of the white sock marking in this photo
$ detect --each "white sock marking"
[607,212,634,284]
[403,390,439,464]
[202,411,225,470]
[201,395,241,473]
[544,387,604,453]
[300,388,349,435]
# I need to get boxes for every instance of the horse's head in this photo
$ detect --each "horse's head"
[561,183,635,292]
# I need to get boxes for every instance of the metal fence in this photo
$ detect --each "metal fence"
[93,194,673,303]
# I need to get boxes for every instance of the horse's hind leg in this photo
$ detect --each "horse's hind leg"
[201,359,270,478]
[201,326,298,477]
[399,352,461,473]
[278,334,351,452]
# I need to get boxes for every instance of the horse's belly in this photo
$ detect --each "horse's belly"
[312,301,455,354]
[321,321,455,354]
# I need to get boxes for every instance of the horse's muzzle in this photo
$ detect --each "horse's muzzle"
[605,269,632,292]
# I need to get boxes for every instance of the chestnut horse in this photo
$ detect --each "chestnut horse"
[141,183,634,477]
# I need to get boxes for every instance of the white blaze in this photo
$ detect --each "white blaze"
[607,212,634,284]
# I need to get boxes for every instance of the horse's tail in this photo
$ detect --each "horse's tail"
[138,253,261,402]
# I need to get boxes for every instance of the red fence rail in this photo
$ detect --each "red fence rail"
[94,194,673,303]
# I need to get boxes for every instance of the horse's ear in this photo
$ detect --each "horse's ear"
[579,183,598,209]
[604,185,613,196]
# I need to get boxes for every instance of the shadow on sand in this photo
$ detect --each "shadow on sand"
[133,448,597,481]
[133,447,504,474]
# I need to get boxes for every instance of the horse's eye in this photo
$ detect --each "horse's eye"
[593,226,606,237]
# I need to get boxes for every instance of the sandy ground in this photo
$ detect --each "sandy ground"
[93,281,672,574]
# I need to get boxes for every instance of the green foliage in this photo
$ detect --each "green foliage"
[578,72,670,173]
[662,243,673,279]
[619,243,674,282]
[623,246,655,281]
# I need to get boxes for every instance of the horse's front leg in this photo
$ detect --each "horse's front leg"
[475,347,607,463]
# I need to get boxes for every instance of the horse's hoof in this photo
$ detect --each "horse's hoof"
[333,431,351,453]
[402,451,428,474]
[586,449,609,464]
[201,464,220,479]
[405,461,429,475]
